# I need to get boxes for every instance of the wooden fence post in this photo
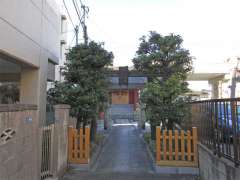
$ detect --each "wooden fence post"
[163,130,167,160]
[181,130,185,161]
[187,130,191,161]
[156,126,161,162]
[174,130,179,161]
[169,130,173,160]
[85,126,90,163]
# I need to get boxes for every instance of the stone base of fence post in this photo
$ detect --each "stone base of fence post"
[52,104,70,179]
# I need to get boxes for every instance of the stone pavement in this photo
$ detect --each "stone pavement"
[63,123,197,180]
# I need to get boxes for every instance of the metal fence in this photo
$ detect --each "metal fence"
[40,124,54,180]
[190,98,240,166]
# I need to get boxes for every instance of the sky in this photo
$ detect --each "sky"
[62,0,240,90]
[63,0,240,69]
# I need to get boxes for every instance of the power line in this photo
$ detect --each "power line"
[72,0,81,22]
[71,0,82,45]
[63,0,82,45]
[75,0,82,20]
[70,33,76,46]
[64,0,89,45]
[63,0,75,28]
[70,20,82,46]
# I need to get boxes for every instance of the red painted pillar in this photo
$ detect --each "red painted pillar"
[133,89,139,110]
[129,90,134,104]
[99,111,104,119]
[129,89,139,110]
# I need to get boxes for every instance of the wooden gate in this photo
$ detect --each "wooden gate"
[68,126,90,164]
[156,127,198,167]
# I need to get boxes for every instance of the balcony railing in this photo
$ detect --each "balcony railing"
[189,98,240,166]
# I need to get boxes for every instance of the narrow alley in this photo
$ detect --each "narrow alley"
[64,123,197,180]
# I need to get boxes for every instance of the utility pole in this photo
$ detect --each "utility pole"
[80,4,89,45]
[75,25,79,45]
[83,23,88,45]
[63,0,80,46]
[69,0,89,45]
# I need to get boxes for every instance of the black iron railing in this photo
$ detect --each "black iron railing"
[189,98,240,166]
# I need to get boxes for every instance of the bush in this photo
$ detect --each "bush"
[143,132,151,144]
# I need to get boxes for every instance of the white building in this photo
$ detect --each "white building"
[55,3,68,82]
[188,57,240,100]
[0,0,61,124]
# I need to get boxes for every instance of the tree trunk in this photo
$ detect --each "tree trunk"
[167,119,174,130]
[76,116,81,129]
[150,123,156,140]
[90,117,97,142]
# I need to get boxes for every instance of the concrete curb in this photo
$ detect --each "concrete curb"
[67,163,89,172]
[155,166,199,175]
[90,128,113,172]
[138,128,156,173]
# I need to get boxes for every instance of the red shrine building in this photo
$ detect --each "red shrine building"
[108,66,147,110]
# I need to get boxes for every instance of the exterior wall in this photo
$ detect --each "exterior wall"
[52,105,70,178]
[0,104,38,180]
[199,144,240,180]
[0,0,61,125]
[0,0,60,66]
[111,89,139,107]
[209,77,240,99]
[111,90,129,104]
[0,104,70,180]
[210,80,219,99]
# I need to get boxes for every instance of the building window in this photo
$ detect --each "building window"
[61,15,67,33]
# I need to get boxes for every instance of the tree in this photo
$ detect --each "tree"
[141,76,190,130]
[133,32,193,139]
[48,41,113,140]
[133,31,192,82]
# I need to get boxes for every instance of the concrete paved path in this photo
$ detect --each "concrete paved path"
[64,124,197,180]
[93,124,154,173]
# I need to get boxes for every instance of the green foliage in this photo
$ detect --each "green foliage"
[133,31,193,130]
[48,41,113,127]
[133,31,192,81]
[141,76,191,129]
[143,132,151,144]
